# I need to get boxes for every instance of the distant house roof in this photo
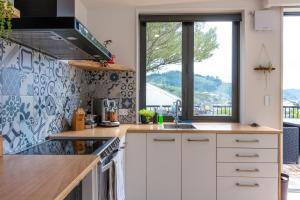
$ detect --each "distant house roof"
[146,83,180,106]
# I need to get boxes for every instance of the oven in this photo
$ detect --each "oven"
[16,137,122,200]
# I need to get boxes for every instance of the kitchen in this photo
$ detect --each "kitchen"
[0,0,295,200]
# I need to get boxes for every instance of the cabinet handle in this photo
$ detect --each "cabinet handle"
[236,168,260,173]
[235,139,259,143]
[153,138,175,142]
[187,138,210,142]
[236,183,260,188]
[235,153,259,158]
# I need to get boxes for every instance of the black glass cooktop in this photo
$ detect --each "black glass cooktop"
[17,139,112,155]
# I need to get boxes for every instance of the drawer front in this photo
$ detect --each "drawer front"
[217,148,278,163]
[217,177,278,200]
[217,163,278,178]
[217,134,278,148]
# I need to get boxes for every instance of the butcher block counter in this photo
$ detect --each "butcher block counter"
[50,123,281,140]
[0,155,99,200]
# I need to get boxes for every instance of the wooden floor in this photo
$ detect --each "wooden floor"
[283,157,300,200]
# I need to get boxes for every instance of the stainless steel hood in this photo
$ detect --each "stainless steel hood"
[10,0,112,61]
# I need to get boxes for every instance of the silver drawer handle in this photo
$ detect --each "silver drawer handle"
[235,139,259,143]
[187,138,210,142]
[235,154,259,158]
[236,168,260,173]
[236,183,260,188]
[153,138,175,142]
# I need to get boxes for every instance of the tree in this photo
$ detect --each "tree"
[146,22,219,72]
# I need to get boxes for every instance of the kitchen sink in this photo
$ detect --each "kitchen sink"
[163,124,196,129]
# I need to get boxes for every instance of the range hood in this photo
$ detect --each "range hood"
[10,0,112,61]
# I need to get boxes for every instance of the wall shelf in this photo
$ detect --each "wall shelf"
[254,67,276,72]
[5,2,20,18]
[68,60,134,72]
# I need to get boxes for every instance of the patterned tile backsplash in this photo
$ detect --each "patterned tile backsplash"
[0,40,136,153]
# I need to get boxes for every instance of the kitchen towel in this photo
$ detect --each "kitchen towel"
[113,150,125,200]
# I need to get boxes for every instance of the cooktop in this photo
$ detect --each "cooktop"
[17,139,113,155]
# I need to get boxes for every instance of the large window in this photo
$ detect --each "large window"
[140,14,240,121]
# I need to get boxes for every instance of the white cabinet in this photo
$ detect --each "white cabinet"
[217,177,278,200]
[147,133,181,200]
[125,133,147,200]
[182,134,216,200]
[125,132,279,200]
[216,134,279,200]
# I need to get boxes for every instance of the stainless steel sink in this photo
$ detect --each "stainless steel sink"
[163,124,196,129]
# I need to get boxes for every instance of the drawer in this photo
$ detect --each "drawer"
[217,163,278,178]
[217,148,278,163]
[217,134,278,148]
[217,177,278,200]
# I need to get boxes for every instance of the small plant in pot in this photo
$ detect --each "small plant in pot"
[139,109,155,124]
[0,0,14,38]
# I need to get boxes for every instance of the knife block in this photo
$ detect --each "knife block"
[72,108,86,131]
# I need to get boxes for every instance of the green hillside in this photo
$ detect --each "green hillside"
[147,71,231,106]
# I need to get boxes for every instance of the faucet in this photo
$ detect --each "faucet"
[174,99,182,125]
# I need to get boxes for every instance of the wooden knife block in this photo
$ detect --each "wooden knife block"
[72,108,85,131]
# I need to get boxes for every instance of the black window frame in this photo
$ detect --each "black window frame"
[139,14,241,122]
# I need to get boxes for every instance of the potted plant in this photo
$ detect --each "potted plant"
[139,109,155,124]
[0,0,14,38]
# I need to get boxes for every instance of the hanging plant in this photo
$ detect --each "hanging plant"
[0,0,14,38]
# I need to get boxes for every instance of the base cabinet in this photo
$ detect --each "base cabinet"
[125,132,279,200]
[217,177,278,200]
[147,134,181,200]
[182,134,216,200]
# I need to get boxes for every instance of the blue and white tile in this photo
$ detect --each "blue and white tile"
[33,52,47,75]
[0,40,20,70]
[2,121,21,153]
[33,72,48,96]
[1,68,21,96]
[20,72,34,96]
[19,96,35,148]
[19,47,33,73]
[1,96,21,127]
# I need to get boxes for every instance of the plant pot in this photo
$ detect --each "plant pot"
[140,115,150,124]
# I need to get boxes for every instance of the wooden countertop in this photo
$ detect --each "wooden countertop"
[0,155,99,200]
[50,123,281,139]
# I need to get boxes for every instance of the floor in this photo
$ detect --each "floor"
[283,159,300,200]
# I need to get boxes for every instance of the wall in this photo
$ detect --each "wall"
[264,0,300,8]
[85,0,282,129]
[0,40,136,153]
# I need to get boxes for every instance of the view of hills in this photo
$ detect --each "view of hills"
[283,89,300,105]
[147,71,232,107]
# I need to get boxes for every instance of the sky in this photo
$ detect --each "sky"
[283,16,300,90]
[156,22,233,83]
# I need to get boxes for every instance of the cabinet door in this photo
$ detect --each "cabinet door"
[182,134,216,200]
[125,133,147,200]
[147,133,181,200]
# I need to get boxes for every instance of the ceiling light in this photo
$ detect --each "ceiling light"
[154,34,160,38]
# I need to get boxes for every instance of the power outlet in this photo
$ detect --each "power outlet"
[119,109,129,116]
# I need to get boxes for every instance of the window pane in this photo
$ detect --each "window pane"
[193,22,232,116]
[146,22,182,115]
[283,16,300,119]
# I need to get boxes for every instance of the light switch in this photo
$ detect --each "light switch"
[264,95,271,106]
